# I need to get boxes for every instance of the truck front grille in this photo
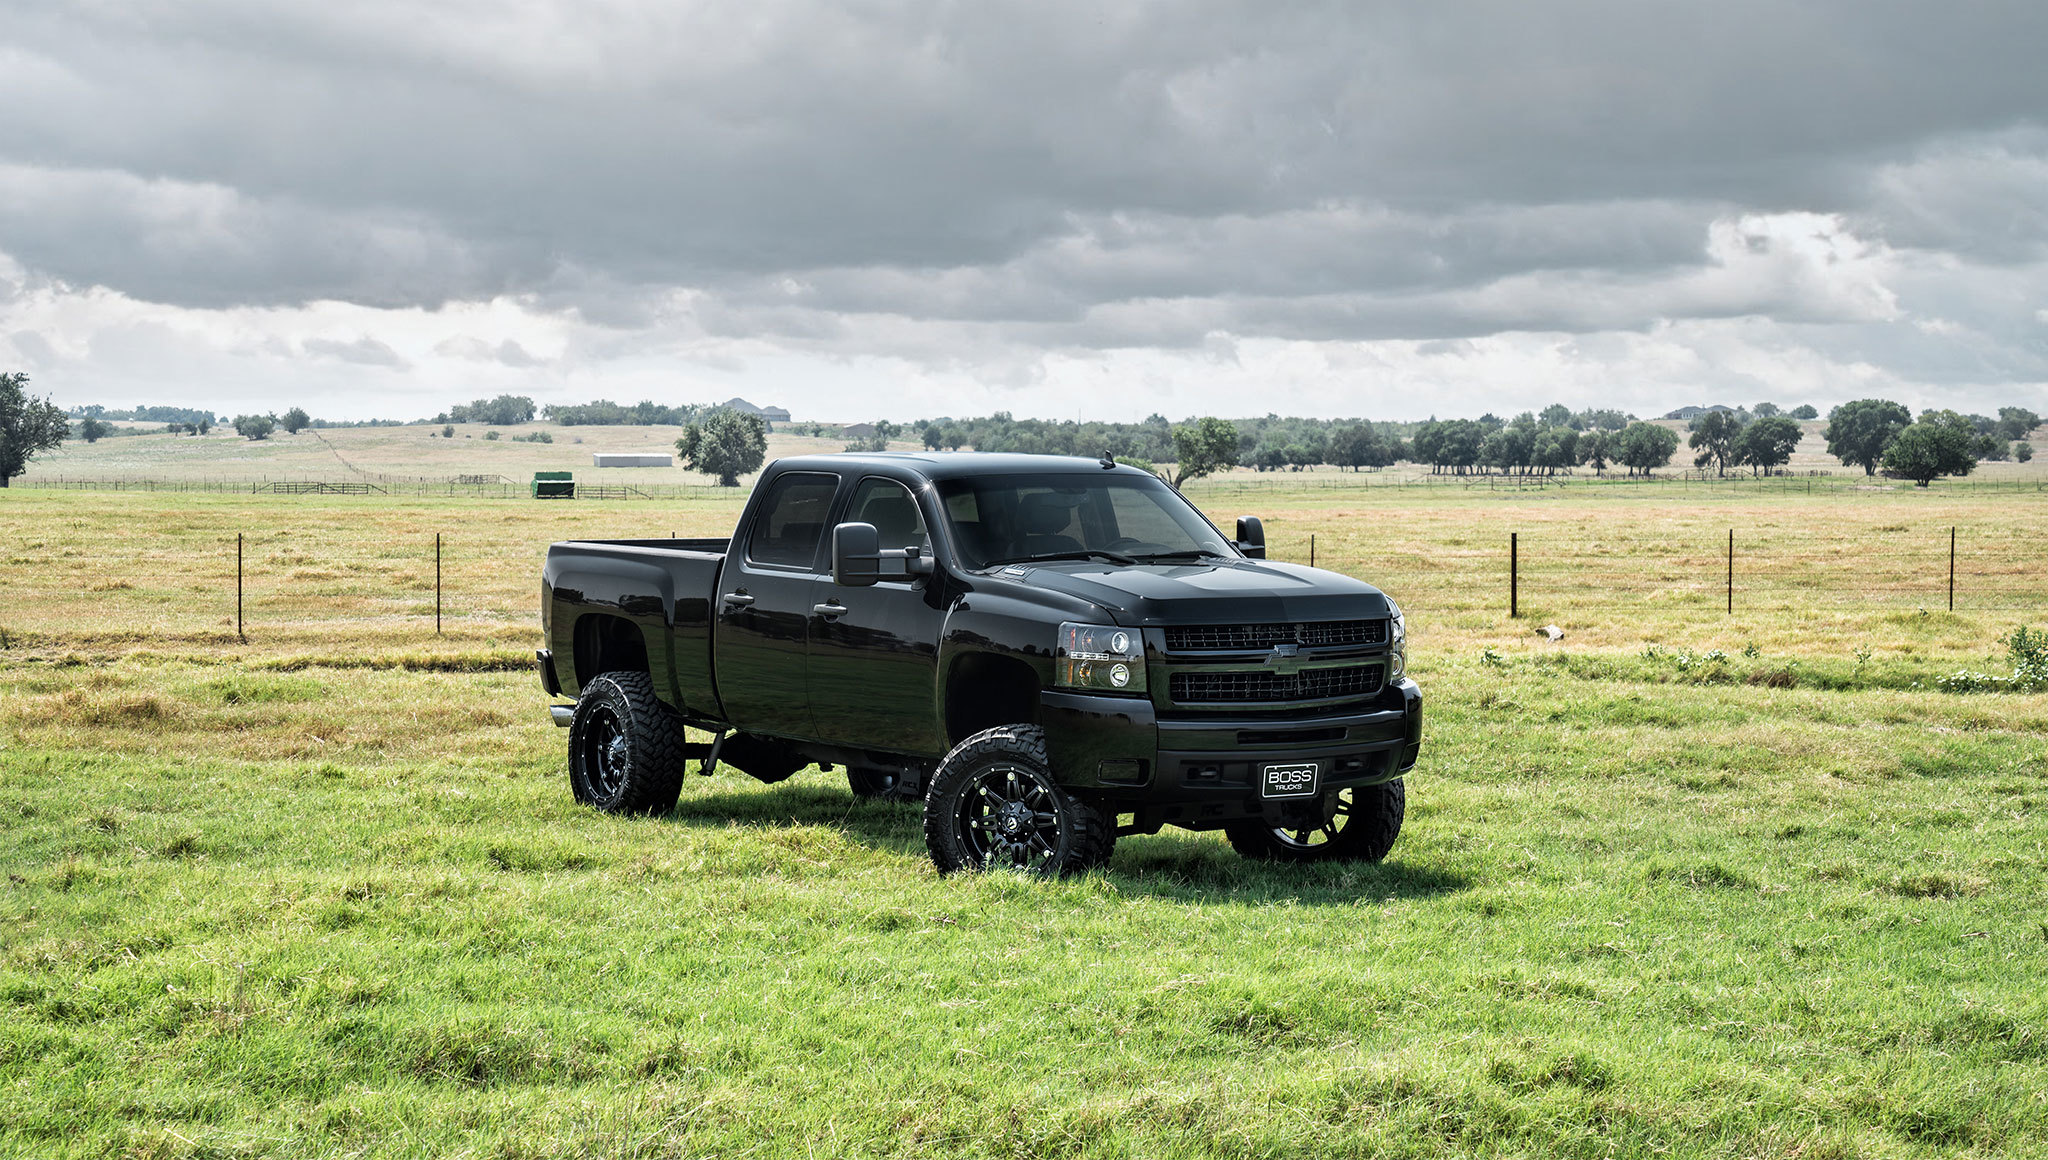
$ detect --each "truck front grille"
[1165,619,1387,652]
[1170,664,1385,705]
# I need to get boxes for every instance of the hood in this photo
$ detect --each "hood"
[988,558,1391,626]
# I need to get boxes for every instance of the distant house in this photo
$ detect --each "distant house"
[720,397,791,423]
[1661,405,1735,421]
[840,423,877,438]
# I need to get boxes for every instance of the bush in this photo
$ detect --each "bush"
[233,414,276,441]
[1935,626,2048,693]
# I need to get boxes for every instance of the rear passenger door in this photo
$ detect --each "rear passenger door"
[711,470,839,740]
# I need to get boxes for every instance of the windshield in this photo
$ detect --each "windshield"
[934,473,1236,569]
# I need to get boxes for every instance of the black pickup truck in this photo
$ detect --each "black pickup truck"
[538,452,1421,875]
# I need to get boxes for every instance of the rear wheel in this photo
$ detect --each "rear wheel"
[847,767,912,800]
[1224,780,1404,863]
[923,725,1113,876]
[567,672,686,814]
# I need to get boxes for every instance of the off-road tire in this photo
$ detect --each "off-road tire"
[567,671,686,814]
[1224,779,1404,863]
[923,725,1114,876]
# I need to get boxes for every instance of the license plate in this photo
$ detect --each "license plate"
[1261,762,1320,798]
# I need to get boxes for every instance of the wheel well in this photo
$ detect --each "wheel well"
[945,652,1041,746]
[573,614,650,683]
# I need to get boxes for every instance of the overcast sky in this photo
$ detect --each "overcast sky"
[3,1,2046,423]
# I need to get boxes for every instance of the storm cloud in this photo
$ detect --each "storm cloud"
[1,0,2044,419]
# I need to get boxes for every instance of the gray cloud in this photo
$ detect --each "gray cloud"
[0,1,2045,418]
[303,335,407,367]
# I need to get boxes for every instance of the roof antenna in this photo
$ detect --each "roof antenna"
[1099,448,1116,469]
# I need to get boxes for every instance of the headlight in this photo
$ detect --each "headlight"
[1387,601,1407,679]
[1056,622,1146,693]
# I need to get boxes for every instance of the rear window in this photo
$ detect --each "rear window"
[746,472,839,568]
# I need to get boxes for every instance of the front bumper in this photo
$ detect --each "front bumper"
[1039,678,1422,828]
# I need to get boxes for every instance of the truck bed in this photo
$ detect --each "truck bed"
[542,538,731,713]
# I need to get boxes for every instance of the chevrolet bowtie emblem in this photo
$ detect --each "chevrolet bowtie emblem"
[1265,642,1304,675]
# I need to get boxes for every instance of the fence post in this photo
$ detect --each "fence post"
[1949,526,1956,612]
[1727,529,1733,615]
[1510,532,1519,618]
[236,532,245,642]
[436,533,443,635]
[1310,533,1316,569]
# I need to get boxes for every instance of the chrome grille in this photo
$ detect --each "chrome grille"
[1165,620,1387,652]
[1170,664,1385,705]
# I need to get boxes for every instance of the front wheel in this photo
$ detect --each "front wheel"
[567,671,686,814]
[923,725,1114,876]
[1224,780,1404,863]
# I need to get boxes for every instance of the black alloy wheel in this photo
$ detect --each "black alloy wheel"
[567,671,686,814]
[1224,779,1405,863]
[923,725,1113,876]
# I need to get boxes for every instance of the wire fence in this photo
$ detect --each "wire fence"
[2,521,2040,651]
[17,471,2048,499]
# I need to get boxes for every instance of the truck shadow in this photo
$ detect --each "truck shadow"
[663,781,1471,906]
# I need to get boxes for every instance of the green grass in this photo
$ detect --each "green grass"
[3,481,2047,1156]
[3,650,2045,1158]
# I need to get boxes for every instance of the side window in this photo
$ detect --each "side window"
[848,478,930,556]
[746,472,839,568]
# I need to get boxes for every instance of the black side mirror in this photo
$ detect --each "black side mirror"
[832,522,882,587]
[1235,516,1266,560]
[833,521,936,586]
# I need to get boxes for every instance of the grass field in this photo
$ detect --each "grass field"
[3,472,2046,1157]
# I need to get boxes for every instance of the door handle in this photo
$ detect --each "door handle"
[722,592,755,607]
[812,601,847,618]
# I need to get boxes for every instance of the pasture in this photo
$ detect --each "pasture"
[2,474,2045,1158]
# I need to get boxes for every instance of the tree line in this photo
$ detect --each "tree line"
[7,370,2043,489]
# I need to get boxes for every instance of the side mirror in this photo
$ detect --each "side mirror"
[832,522,882,587]
[1235,516,1266,560]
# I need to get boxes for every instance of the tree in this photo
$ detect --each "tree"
[1824,399,1911,476]
[233,413,276,440]
[1328,422,1391,470]
[1752,402,1781,418]
[79,417,112,443]
[0,372,69,485]
[1578,429,1613,475]
[1882,410,1978,487]
[676,407,767,487]
[1531,426,1577,474]
[447,395,537,425]
[1998,407,2041,441]
[2015,442,2034,463]
[1616,422,1680,477]
[1538,403,1573,428]
[1168,417,1239,486]
[1789,404,1819,420]
[1974,434,2008,462]
[196,417,212,435]
[1688,410,1744,476]
[1734,415,1803,475]
[281,406,310,434]
[922,423,944,450]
